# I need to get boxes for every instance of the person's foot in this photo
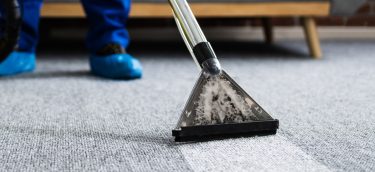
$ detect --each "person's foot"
[0,51,36,76]
[89,44,142,79]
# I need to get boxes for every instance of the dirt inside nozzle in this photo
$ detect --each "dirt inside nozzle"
[192,74,260,125]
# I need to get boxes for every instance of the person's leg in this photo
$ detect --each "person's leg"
[81,0,131,53]
[19,0,43,53]
[81,0,142,79]
[0,0,42,76]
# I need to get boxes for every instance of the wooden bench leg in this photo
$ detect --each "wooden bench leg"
[302,17,322,59]
[261,18,274,44]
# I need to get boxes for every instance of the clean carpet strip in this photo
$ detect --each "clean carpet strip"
[178,135,330,172]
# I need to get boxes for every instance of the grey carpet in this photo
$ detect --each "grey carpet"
[0,40,374,171]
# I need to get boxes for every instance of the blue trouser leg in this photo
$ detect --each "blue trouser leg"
[80,0,131,54]
[18,0,43,53]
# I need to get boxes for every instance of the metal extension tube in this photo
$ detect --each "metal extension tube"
[169,0,207,48]
[169,0,222,75]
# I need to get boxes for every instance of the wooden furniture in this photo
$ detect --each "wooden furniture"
[41,1,331,59]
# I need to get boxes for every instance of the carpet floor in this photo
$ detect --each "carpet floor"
[0,40,374,171]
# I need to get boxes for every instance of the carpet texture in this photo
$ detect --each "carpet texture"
[0,40,374,171]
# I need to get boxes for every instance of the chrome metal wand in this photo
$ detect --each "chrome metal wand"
[169,0,222,75]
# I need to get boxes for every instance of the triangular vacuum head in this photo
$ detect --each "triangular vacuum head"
[173,70,279,142]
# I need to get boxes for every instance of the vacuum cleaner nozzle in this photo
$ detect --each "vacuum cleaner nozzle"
[173,71,279,142]
[169,0,278,142]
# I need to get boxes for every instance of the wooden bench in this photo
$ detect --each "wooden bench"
[41,1,331,58]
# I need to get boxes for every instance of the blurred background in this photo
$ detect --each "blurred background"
[39,0,375,58]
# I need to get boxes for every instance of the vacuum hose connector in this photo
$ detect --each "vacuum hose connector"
[193,42,221,75]
[202,58,221,76]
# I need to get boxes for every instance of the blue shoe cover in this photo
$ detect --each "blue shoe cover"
[0,52,36,76]
[90,54,143,79]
